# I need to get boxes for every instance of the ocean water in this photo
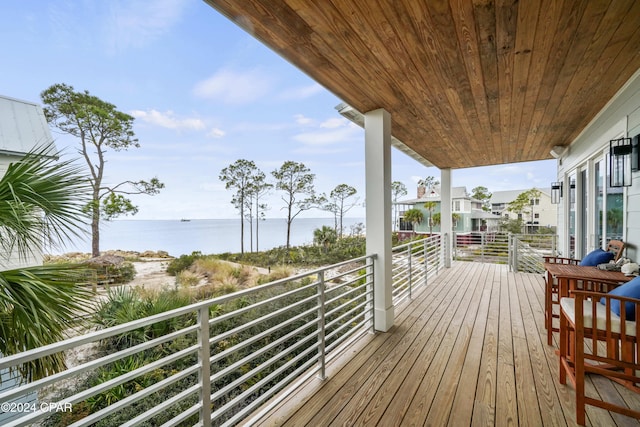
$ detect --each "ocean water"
[49,217,365,257]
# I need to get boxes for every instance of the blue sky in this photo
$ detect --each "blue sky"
[0,1,557,220]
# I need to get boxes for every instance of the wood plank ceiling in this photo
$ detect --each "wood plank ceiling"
[204,0,640,169]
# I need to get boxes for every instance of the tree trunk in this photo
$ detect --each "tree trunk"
[255,199,260,252]
[248,212,253,253]
[286,201,293,249]
[91,206,100,257]
[240,215,244,254]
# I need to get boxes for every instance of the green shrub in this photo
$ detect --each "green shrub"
[45,237,376,426]
[176,270,201,287]
[92,287,195,351]
[217,236,367,268]
[109,262,136,283]
[166,251,202,276]
[85,356,145,411]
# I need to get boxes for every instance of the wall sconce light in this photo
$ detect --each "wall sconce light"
[610,137,633,187]
[551,182,562,204]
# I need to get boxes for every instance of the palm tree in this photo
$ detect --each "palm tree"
[432,212,461,230]
[423,201,438,235]
[313,225,337,252]
[402,208,424,237]
[452,213,461,229]
[0,144,92,381]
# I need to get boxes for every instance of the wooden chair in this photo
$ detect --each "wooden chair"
[559,286,640,425]
[606,239,626,261]
[544,240,625,345]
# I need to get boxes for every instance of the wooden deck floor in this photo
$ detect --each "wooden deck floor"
[249,261,640,427]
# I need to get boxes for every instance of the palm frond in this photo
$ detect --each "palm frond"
[0,264,93,381]
[0,142,90,258]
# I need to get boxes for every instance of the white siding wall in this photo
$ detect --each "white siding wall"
[556,70,640,260]
[535,193,557,229]
[625,108,640,261]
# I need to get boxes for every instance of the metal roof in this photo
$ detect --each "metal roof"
[398,186,471,204]
[490,188,551,205]
[470,210,501,220]
[0,95,54,156]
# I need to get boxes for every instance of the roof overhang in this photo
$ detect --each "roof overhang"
[335,103,433,168]
[204,0,640,169]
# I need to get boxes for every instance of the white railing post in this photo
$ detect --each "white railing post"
[317,271,326,380]
[423,238,429,286]
[508,234,513,271]
[451,232,456,263]
[516,234,521,272]
[512,234,519,272]
[407,245,412,299]
[442,234,447,270]
[198,306,211,425]
[367,257,375,333]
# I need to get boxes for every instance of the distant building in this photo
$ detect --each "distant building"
[490,188,557,233]
[0,95,54,269]
[396,185,501,239]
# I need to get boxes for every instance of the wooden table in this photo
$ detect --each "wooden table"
[544,263,631,284]
[543,263,633,345]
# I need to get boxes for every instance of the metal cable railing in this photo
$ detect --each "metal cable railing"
[0,231,559,426]
[0,255,375,427]
[453,231,556,273]
[509,234,557,273]
[391,235,442,305]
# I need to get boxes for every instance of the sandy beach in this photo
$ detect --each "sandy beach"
[125,258,176,290]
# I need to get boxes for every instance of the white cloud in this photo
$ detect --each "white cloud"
[199,182,226,192]
[293,115,362,152]
[320,117,347,129]
[294,146,350,155]
[492,165,524,175]
[104,0,189,53]
[279,83,324,100]
[294,114,314,126]
[294,127,360,146]
[130,109,205,131]
[230,121,291,132]
[193,68,273,104]
[207,128,225,138]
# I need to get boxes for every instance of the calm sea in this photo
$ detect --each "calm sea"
[48,217,365,257]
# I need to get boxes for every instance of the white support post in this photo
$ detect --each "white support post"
[317,271,326,380]
[365,108,394,332]
[197,307,211,424]
[440,168,453,268]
